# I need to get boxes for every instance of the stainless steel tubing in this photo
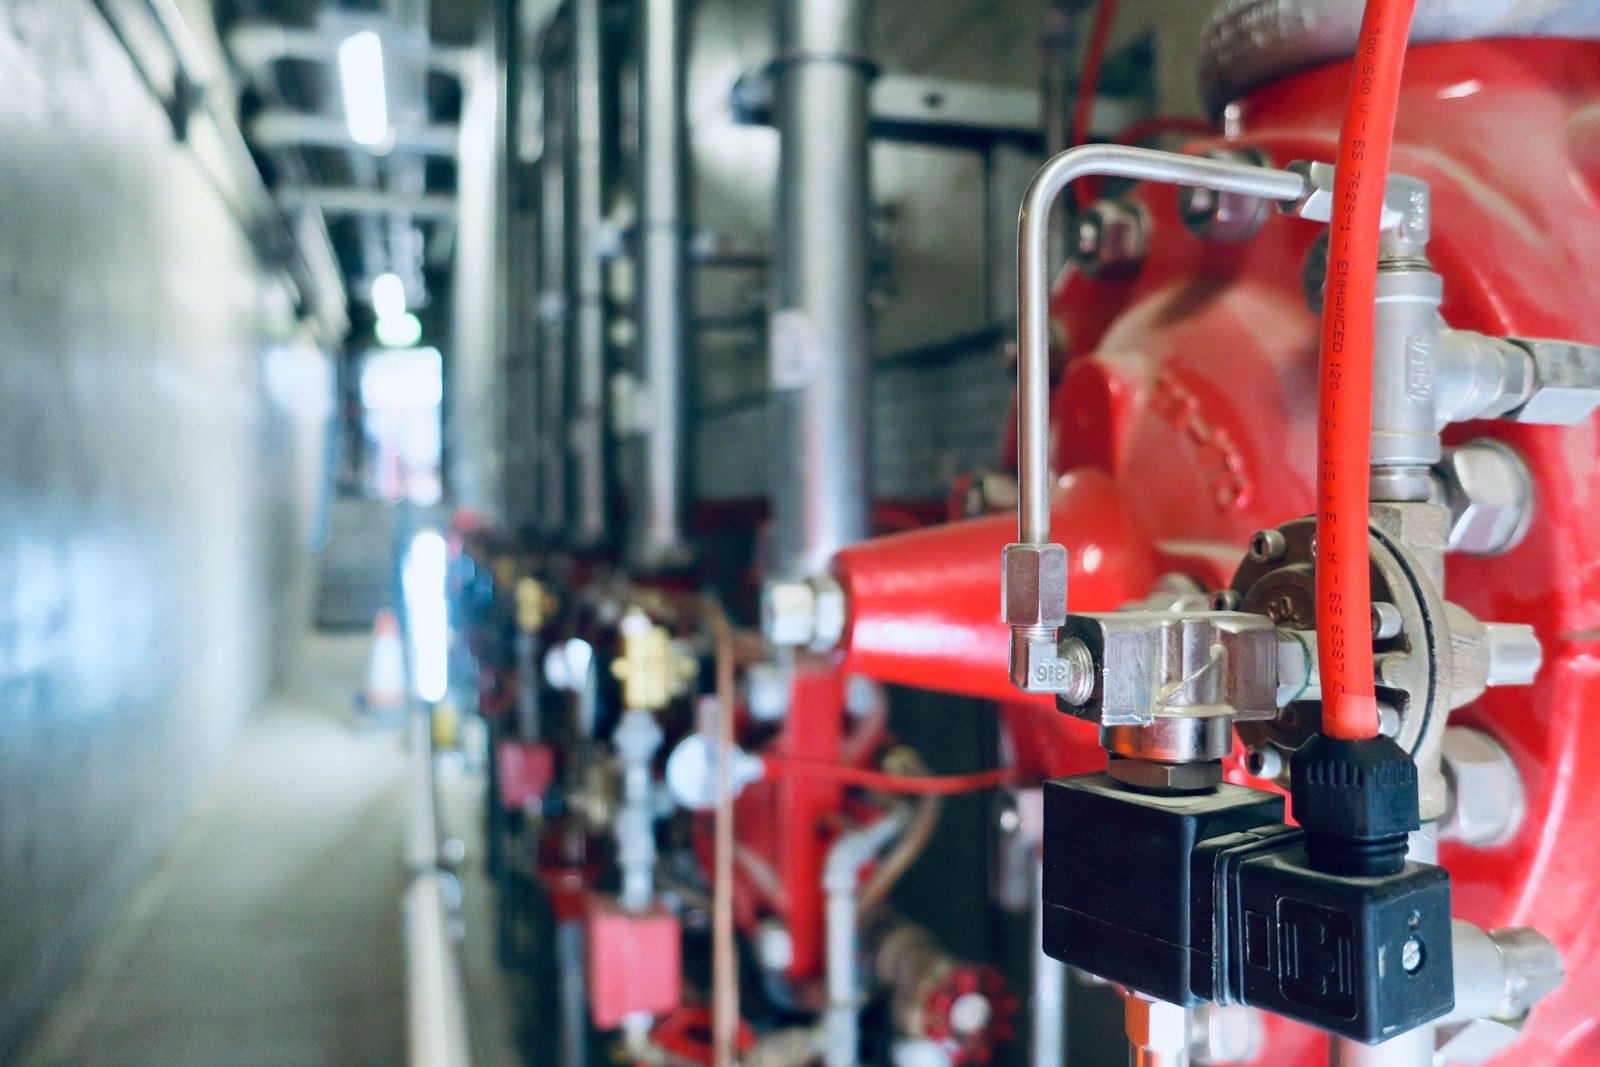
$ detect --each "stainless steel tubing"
[1031,853,1068,1067]
[569,0,609,547]
[1015,145,1305,546]
[1328,1031,1432,1067]
[770,0,874,578]
[634,0,692,567]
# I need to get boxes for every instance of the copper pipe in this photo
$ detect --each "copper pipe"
[701,597,740,1067]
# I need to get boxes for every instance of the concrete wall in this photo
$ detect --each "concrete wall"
[0,1,330,1053]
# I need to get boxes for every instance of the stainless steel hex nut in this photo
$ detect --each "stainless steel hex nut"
[808,575,847,652]
[1506,339,1600,424]
[1125,995,1188,1057]
[1190,1005,1263,1066]
[1002,543,1068,629]
[1180,149,1271,244]
[1107,755,1224,793]
[1440,727,1525,848]
[1440,440,1534,557]
[762,578,818,648]
[1075,200,1148,280]
[1279,160,1335,222]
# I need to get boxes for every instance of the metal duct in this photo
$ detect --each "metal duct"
[770,0,874,578]
[631,0,692,569]
[1201,0,1600,111]
[568,0,610,549]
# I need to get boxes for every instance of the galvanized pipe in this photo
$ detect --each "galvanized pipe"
[539,38,571,537]
[1031,854,1067,1067]
[770,0,874,578]
[633,0,692,568]
[1327,1031,1431,1067]
[823,808,911,1067]
[557,918,589,1067]
[1015,146,1305,546]
[569,0,610,547]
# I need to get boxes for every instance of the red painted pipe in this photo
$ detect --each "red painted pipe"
[833,469,1159,706]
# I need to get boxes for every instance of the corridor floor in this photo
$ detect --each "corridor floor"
[17,632,522,1067]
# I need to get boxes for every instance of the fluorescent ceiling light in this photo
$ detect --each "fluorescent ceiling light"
[338,31,390,149]
[370,272,407,320]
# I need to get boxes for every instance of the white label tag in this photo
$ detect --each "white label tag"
[770,310,820,392]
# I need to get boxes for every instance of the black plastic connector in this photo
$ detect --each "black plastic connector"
[1290,734,1420,876]
[1042,772,1454,1043]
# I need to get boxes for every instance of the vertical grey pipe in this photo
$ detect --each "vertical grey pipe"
[1039,0,1088,278]
[633,0,692,568]
[769,0,873,578]
[1031,854,1067,1067]
[557,918,589,1067]
[539,35,570,537]
[569,0,609,548]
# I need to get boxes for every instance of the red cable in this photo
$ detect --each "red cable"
[1070,0,1120,205]
[763,757,1017,796]
[1315,0,1418,741]
[1071,0,1119,150]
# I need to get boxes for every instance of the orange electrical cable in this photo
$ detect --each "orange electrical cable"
[1315,0,1418,741]
[763,757,1018,796]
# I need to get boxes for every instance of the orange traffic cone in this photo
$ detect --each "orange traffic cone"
[364,609,408,715]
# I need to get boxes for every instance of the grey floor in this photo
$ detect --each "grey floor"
[19,633,524,1067]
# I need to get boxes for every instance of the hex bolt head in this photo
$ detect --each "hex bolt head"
[1483,622,1542,687]
[1075,200,1149,280]
[1440,440,1535,557]
[1180,149,1271,244]
[1439,727,1526,847]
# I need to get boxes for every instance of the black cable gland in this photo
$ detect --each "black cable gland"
[1290,734,1420,877]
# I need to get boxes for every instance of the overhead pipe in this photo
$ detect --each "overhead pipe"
[539,30,572,538]
[227,21,468,82]
[568,0,611,549]
[278,186,458,220]
[631,0,693,569]
[250,111,460,155]
[769,0,874,578]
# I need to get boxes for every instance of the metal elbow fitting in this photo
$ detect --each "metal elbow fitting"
[762,574,847,653]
